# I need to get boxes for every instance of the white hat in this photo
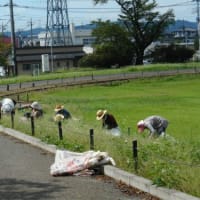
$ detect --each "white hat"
[1,104,13,113]
[96,109,107,120]
[30,101,42,110]
[137,120,144,127]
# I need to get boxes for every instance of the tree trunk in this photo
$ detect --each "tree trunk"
[135,50,144,65]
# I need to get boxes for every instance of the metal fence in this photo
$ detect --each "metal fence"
[0,68,200,94]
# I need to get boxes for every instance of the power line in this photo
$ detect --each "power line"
[157,0,195,8]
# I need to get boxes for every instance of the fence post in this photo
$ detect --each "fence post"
[26,93,29,102]
[31,116,35,136]
[19,82,22,89]
[58,121,63,140]
[11,110,15,128]
[132,140,138,172]
[128,127,130,136]
[7,84,9,91]
[0,105,1,119]
[89,129,94,150]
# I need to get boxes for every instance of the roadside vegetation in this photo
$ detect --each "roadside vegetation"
[1,62,200,85]
[0,72,200,198]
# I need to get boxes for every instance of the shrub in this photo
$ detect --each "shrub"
[151,44,195,63]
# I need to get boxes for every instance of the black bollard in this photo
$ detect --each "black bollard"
[31,116,35,136]
[90,129,94,150]
[26,93,29,102]
[11,110,15,128]
[58,121,63,140]
[132,140,138,172]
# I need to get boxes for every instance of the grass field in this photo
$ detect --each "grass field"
[1,73,200,197]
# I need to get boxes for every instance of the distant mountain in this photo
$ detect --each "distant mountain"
[3,20,198,38]
[166,20,197,33]
[4,28,45,37]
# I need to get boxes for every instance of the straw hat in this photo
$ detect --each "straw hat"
[96,109,107,120]
[54,104,64,112]
[30,101,42,110]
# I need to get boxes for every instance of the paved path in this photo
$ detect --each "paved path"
[0,132,142,200]
[0,68,199,93]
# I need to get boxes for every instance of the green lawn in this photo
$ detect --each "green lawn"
[1,73,200,197]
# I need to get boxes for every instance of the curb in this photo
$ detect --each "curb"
[0,125,199,200]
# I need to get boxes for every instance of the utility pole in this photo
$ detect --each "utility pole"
[28,18,33,46]
[9,0,18,76]
[193,0,200,50]
[1,23,6,36]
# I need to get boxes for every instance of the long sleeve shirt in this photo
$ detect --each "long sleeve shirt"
[143,115,168,135]
[102,113,118,129]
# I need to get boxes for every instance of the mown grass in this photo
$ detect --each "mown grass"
[1,73,200,197]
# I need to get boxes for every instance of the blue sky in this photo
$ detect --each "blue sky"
[0,0,197,32]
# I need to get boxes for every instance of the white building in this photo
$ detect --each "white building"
[38,23,95,52]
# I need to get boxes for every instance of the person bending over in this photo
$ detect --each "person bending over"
[96,109,121,136]
[137,115,168,138]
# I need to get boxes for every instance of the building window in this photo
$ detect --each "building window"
[83,38,95,45]
[22,64,32,71]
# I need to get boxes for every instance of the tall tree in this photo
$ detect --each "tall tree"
[92,20,134,66]
[0,36,11,66]
[79,20,134,68]
[93,0,174,65]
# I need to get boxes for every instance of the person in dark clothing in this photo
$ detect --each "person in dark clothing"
[137,115,168,137]
[54,105,71,120]
[96,109,121,136]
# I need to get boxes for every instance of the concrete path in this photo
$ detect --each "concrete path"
[0,132,142,200]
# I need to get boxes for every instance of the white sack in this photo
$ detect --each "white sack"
[50,150,115,176]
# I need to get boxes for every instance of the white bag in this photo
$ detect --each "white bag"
[50,150,115,176]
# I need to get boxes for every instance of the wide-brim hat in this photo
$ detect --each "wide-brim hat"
[30,101,42,110]
[96,109,107,120]
[54,105,64,112]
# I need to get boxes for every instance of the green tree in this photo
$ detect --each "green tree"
[92,20,134,66]
[79,20,134,68]
[93,0,174,65]
[151,44,195,63]
[0,36,11,66]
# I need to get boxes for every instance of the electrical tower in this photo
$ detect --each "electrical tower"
[194,0,200,51]
[45,0,73,46]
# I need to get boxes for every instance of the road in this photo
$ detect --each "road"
[0,68,199,94]
[0,132,143,200]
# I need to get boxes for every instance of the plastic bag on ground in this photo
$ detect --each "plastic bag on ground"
[50,150,115,176]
